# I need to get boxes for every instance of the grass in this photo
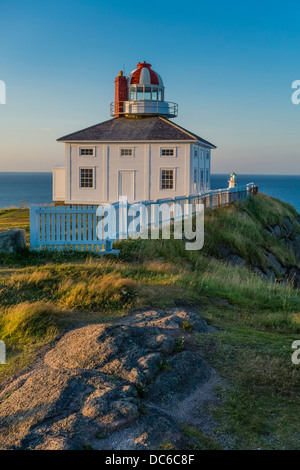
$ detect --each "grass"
[195,313,300,449]
[183,424,223,450]
[157,360,172,371]
[0,209,29,236]
[181,321,194,332]
[0,194,299,449]
[0,301,60,345]
[202,194,299,270]
[242,193,299,228]
[173,337,185,353]
[159,442,175,450]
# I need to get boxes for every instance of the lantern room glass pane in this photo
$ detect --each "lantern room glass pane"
[152,88,158,100]
[137,87,144,100]
[158,89,164,101]
[130,87,136,100]
[144,87,151,100]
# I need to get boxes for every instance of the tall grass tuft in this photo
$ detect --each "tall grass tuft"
[0,301,60,345]
[57,272,137,311]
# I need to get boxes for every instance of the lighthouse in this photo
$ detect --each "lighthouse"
[112,61,178,118]
[54,60,216,205]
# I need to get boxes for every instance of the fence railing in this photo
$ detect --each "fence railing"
[29,205,119,254]
[30,183,258,253]
[110,100,178,118]
[109,183,258,239]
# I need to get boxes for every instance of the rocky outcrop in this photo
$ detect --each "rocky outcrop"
[291,234,300,264]
[217,215,300,285]
[265,218,300,263]
[0,229,26,254]
[263,218,300,282]
[0,309,216,450]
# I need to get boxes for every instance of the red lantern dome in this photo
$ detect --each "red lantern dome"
[128,62,164,86]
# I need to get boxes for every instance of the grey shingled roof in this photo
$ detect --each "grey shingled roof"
[57,116,217,148]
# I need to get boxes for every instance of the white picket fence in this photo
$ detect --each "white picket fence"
[30,183,257,254]
[29,205,118,254]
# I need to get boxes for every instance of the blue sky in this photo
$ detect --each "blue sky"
[1,0,300,174]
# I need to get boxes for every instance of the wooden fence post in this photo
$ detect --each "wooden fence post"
[30,205,37,249]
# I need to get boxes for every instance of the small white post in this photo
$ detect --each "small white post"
[119,196,128,240]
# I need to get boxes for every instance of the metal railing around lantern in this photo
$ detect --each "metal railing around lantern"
[110,101,178,118]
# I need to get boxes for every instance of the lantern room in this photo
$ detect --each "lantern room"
[111,61,178,118]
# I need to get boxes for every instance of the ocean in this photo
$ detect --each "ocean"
[0,172,299,213]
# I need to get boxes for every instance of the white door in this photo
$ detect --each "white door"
[118,171,135,202]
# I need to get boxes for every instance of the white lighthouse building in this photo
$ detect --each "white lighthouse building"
[53,61,216,205]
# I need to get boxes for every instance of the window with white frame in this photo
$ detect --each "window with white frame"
[206,150,210,159]
[80,168,94,188]
[80,148,95,156]
[120,148,133,157]
[161,148,175,157]
[161,169,174,190]
[194,168,197,190]
[200,169,204,189]
[194,148,198,158]
[206,169,209,188]
[201,149,204,159]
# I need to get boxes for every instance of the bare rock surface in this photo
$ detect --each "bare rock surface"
[0,309,219,450]
[0,229,26,254]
